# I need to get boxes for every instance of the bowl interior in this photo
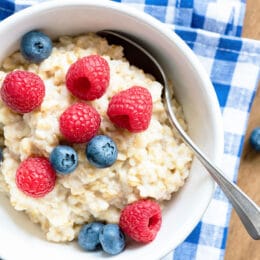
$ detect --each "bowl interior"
[0,1,223,259]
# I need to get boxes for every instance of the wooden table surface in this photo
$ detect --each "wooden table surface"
[225,0,260,259]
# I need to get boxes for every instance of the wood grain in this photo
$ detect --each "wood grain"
[225,0,260,259]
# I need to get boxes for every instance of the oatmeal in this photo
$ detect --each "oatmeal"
[0,33,192,242]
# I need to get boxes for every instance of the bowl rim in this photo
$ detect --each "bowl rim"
[0,0,224,259]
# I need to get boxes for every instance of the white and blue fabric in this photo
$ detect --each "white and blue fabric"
[0,1,259,260]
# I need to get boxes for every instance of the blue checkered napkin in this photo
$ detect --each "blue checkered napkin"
[115,0,247,36]
[0,1,260,260]
[1,0,246,36]
[0,0,38,19]
[166,28,260,260]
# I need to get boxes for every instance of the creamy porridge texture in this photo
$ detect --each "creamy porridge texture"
[0,33,192,242]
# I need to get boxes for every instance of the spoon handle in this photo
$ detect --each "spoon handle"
[165,87,260,240]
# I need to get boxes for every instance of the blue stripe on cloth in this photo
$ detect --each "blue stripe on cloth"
[224,132,244,157]
[178,0,194,8]
[145,0,168,5]
[191,0,246,36]
[144,5,167,22]
[247,87,257,113]
[191,13,205,30]
[173,242,198,260]
[199,223,227,248]
[215,38,242,61]
[226,87,256,112]
[236,26,242,37]
[174,7,193,27]
[218,36,243,51]
[221,227,229,249]
[211,59,237,85]
[239,41,260,64]
[0,0,15,20]
[174,28,197,42]
[213,83,230,107]
[185,222,202,244]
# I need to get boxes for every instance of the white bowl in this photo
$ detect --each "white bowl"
[0,1,223,259]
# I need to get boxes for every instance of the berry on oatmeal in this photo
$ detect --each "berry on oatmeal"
[59,103,101,144]
[0,33,193,246]
[99,224,125,255]
[86,135,118,168]
[15,157,56,198]
[250,127,260,151]
[78,222,104,251]
[50,145,78,174]
[66,55,110,101]
[119,199,162,243]
[20,31,52,63]
[0,70,45,114]
[107,86,153,132]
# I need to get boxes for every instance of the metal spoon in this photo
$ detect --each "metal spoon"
[98,30,260,240]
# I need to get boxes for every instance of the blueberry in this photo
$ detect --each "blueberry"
[78,222,104,251]
[86,135,118,168]
[250,127,260,151]
[20,30,52,63]
[99,224,125,255]
[50,145,78,174]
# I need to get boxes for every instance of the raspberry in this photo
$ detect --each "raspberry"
[66,55,110,101]
[0,70,45,114]
[59,103,101,143]
[119,199,162,243]
[107,86,152,133]
[16,157,56,198]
